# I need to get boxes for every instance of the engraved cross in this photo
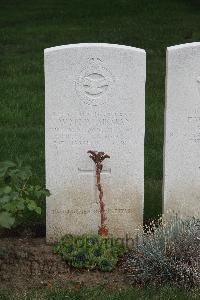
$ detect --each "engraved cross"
[78,166,111,203]
[197,76,200,96]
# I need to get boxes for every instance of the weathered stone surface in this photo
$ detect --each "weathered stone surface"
[163,42,200,218]
[45,43,146,242]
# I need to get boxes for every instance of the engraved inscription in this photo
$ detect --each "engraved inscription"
[51,208,134,215]
[49,112,134,147]
[75,58,114,106]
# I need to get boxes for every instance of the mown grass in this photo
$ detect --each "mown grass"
[1,0,200,221]
[0,285,200,300]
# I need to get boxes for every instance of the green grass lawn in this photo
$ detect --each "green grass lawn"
[0,285,199,300]
[1,0,200,221]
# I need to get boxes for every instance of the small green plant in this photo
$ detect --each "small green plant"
[124,216,200,289]
[55,234,126,271]
[0,160,50,229]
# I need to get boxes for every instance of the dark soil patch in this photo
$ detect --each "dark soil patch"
[0,237,126,290]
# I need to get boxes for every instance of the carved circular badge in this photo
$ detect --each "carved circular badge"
[75,58,114,106]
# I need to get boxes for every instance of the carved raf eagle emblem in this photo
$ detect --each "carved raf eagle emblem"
[75,58,114,106]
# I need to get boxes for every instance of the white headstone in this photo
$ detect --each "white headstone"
[163,42,200,218]
[45,43,146,242]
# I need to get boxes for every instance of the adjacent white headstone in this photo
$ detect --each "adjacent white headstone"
[163,42,200,218]
[45,43,146,242]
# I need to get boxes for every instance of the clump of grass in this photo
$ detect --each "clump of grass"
[123,216,200,289]
[0,285,199,300]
